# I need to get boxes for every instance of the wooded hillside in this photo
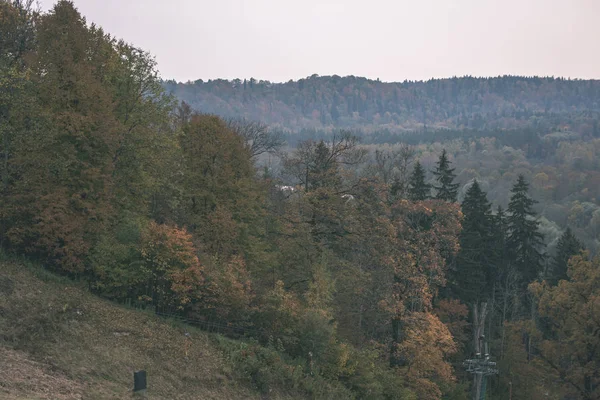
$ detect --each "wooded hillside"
[2,1,599,399]
[165,75,600,132]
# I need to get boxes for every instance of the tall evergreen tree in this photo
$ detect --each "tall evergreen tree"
[506,175,545,285]
[453,180,494,304]
[491,205,508,279]
[407,160,431,201]
[548,227,583,285]
[432,149,459,202]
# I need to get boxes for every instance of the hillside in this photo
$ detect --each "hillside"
[0,257,282,400]
[164,75,600,132]
[4,2,600,398]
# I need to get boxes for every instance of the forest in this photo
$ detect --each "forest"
[1,1,599,399]
[164,74,600,133]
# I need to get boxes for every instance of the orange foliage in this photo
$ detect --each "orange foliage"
[385,199,462,314]
[199,256,254,320]
[435,299,470,351]
[394,312,458,400]
[529,255,600,399]
[140,222,205,309]
[380,199,462,399]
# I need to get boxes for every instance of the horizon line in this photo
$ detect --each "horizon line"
[164,73,600,85]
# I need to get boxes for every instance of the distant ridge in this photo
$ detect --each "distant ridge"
[164,75,600,132]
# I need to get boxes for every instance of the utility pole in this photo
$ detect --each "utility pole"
[463,302,498,400]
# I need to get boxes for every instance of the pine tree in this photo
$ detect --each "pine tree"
[407,160,431,201]
[506,175,545,285]
[548,227,582,285]
[491,205,508,279]
[453,180,494,304]
[432,149,459,202]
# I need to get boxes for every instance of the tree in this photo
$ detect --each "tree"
[0,0,36,68]
[5,1,119,272]
[378,144,415,199]
[195,255,254,322]
[547,227,582,285]
[506,175,545,285]
[385,199,461,399]
[530,254,600,400]
[407,160,431,201]
[387,200,461,354]
[394,312,457,399]
[432,149,459,202]
[492,206,508,272]
[107,39,177,215]
[372,149,396,185]
[282,131,366,192]
[178,114,263,259]
[0,0,38,246]
[226,117,284,159]
[139,221,205,311]
[453,180,495,304]
[490,205,509,288]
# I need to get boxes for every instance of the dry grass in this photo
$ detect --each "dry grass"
[0,259,265,400]
[0,346,84,400]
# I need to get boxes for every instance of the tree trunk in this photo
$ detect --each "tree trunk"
[473,302,488,356]
[472,302,488,400]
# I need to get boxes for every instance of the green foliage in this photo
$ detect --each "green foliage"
[453,180,495,304]
[215,335,418,399]
[506,175,546,285]
[4,1,597,398]
[165,75,600,132]
[529,255,600,399]
[548,227,583,285]
[178,114,264,260]
[215,336,355,398]
[432,149,459,202]
[407,160,431,201]
[88,213,147,298]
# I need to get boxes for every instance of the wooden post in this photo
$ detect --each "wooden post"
[134,370,147,394]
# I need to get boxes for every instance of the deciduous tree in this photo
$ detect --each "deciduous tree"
[530,254,600,400]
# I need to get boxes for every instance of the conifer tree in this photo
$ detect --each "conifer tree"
[506,175,545,285]
[453,180,494,304]
[491,205,508,279]
[548,227,582,285]
[407,160,431,201]
[432,149,459,202]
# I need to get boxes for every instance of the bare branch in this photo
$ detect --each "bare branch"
[226,117,284,158]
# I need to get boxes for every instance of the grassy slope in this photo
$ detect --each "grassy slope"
[0,258,282,400]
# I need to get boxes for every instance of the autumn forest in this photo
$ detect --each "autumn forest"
[1,1,599,399]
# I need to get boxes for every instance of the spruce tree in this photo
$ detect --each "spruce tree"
[491,205,508,280]
[407,160,431,201]
[432,149,459,202]
[548,227,582,285]
[506,175,545,285]
[453,180,494,304]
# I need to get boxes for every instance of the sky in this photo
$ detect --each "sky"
[38,0,600,83]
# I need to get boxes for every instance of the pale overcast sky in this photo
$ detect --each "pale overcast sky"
[38,0,600,83]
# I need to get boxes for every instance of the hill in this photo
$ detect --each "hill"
[164,75,600,132]
[0,256,288,400]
